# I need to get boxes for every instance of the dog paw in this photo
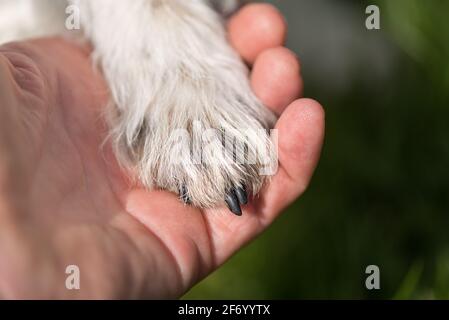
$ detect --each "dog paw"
[79,0,278,214]
[164,120,278,214]
[111,112,278,214]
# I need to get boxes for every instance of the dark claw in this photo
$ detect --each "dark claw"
[235,185,248,205]
[225,189,242,216]
[179,184,191,205]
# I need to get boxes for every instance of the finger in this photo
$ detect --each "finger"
[251,47,303,115]
[228,3,287,64]
[257,98,325,225]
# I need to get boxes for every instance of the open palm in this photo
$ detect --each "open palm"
[0,4,324,299]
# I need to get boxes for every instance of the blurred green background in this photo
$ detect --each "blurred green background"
[185,0,449,299]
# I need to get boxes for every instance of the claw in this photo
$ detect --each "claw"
[225,189,242,216]
[235,185,248,205]
[179,184,191,205]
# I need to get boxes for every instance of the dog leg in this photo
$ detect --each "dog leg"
[74,0,278,214]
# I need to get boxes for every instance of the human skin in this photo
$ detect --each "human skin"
[0,4,324,299]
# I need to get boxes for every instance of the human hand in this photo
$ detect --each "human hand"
[0,4,324,299]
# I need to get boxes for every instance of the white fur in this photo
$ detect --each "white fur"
[1,0,277,208]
